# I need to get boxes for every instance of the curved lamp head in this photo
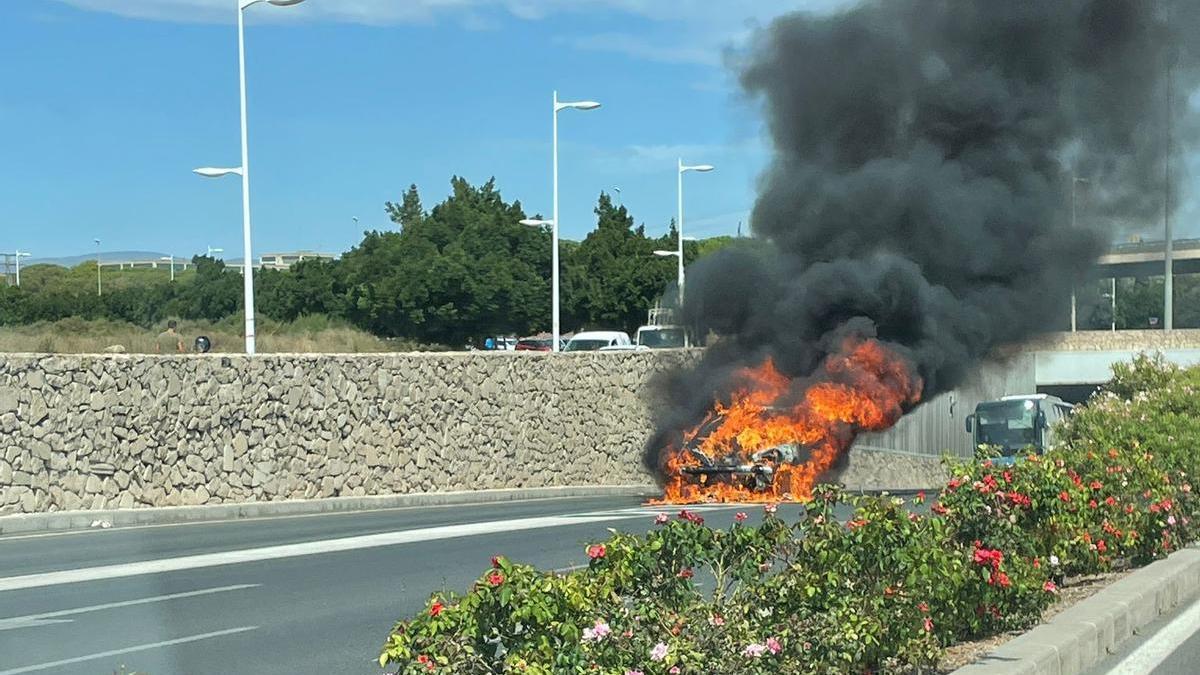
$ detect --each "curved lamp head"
[653,250,679,257]
[681,163,715,173]
[193,167,243,178]
[520,219,554,227]
[241,0,305,8]
[556,100,601,112]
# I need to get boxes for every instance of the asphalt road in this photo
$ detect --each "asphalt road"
[1086,594,1200,675]
[0,496,814,675]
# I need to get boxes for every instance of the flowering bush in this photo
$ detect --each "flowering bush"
[380,355,1200,674]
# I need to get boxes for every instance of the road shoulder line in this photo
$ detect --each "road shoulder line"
[0,485,657,536]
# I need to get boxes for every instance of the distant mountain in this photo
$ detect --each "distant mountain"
[24,251,198,268]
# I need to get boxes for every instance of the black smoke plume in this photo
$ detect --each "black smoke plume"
[646,0,1200,476]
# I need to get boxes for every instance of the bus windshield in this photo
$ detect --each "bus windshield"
[974,399,1040,455]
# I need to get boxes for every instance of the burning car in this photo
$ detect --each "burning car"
[679,412,801,492]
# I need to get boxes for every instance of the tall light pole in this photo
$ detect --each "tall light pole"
[1069,176,1090,332]
[206,245,225,258]
[675,159,715,306]
[94,238,102,297]
[613,187,621,208]
[538,91,601,352]
[13,251,29,287]
[194,0,306,355]
[160,255,176,282]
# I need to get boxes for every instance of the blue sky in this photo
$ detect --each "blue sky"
[0,0,855,260]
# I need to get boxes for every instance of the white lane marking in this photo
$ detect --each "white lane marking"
[0,626,257,675]
[0,494,642,542]
[1106,597,1200,674]
[0,511,652,593]
[0,584,259,631]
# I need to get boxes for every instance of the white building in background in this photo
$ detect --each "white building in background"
[225,251,338,273]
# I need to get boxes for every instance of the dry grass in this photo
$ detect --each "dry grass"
[0,316,424,354]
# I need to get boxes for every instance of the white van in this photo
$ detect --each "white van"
[564,331,634,352]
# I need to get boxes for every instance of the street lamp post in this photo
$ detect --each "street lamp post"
[206,246,225,258]
[194,0,306,356]
[161,256,176,282]
[675,159,714,306]
[94,238,102,297]
[536,91,600,353]
[1069,176,1090,332]
[1110,277,1117,331]
[13,251,30,287]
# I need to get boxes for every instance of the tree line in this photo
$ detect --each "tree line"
[0,177,737,347]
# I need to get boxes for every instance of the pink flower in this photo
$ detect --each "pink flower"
[764,503,778,514]
[587,544,607,559]
[742,643,767,657]
[625,671,644,675]
[650,642,669,661]
[1044,580,1058,593]
[735,512,748,522]
[669,668,681,675]
[765,637,782,655]
[923,617,934,632]
[1168,515,1178,526]
[582,620,611,642]
[654,513,669,525]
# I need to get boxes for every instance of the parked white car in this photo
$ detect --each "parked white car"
[564,331,634,352]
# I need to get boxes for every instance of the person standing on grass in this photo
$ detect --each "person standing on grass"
[155,320,184,354]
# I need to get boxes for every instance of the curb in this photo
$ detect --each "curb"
[953,547,1200,675]
[0,485,659,536]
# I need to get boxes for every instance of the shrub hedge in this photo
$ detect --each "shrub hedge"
[379,354,1200,674]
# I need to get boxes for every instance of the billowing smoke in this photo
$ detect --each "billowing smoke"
[647,0,1200,476]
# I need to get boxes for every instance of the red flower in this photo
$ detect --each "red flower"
[677,568,694,579]
[947,478,962,491]
[1097,539,1107,553]
[429,601,444,617]
[972,546,1004,569]
[918,602,929,613]
[1002,471,1013,483]
[1090,480,1103,490]
[1059,491,1071,503]
[847,518,869,529]
[1105,496,1117,507]
[1089,499,1098,510]
[587,544,607,559]
[1044,580,1058,593]
[487,572,505,586]
[932,502,949,515]
[993,571,1011,588]
[1032,557,1040,569]
[735,512,748,522]
[915,491,926,504]
[923,616,934,633]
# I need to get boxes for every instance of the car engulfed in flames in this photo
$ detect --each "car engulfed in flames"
[650,339,923,505]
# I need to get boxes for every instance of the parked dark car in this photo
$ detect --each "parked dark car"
[515,338,556,351]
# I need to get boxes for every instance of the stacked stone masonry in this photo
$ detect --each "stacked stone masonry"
[0,351,945,516]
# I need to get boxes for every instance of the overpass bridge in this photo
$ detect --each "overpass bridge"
[1091,239,1200,278]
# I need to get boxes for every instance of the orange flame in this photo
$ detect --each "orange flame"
[651,339,923,504]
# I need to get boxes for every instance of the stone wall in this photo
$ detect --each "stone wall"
[0,351,947,517]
